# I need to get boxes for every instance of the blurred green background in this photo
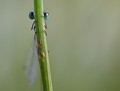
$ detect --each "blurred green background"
[0,0,120,91]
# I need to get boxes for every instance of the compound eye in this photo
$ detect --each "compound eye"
[29,12,35,20]
[43,12,49,20]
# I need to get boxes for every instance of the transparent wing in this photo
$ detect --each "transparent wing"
[24,37,39,85]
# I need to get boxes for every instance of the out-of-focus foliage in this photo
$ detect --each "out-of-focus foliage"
[0,0,120,91]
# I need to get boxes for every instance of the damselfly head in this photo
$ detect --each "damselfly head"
[29,12,35,20]
[43,11,49,20]
[29,11,49,20]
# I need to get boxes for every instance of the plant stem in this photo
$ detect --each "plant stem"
[34,0,53,91]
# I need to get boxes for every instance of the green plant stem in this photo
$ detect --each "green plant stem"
[34,0,53,91]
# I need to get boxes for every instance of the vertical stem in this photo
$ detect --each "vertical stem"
[34,0,53,91]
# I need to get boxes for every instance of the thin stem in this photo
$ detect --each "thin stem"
[34,0,53,91]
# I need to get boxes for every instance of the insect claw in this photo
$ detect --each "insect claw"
[44,21,47,29]
[44,30,47,36]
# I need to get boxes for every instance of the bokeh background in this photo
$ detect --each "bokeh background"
[0,0,120,91]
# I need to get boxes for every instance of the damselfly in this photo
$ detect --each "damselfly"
[24,11,49,85]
